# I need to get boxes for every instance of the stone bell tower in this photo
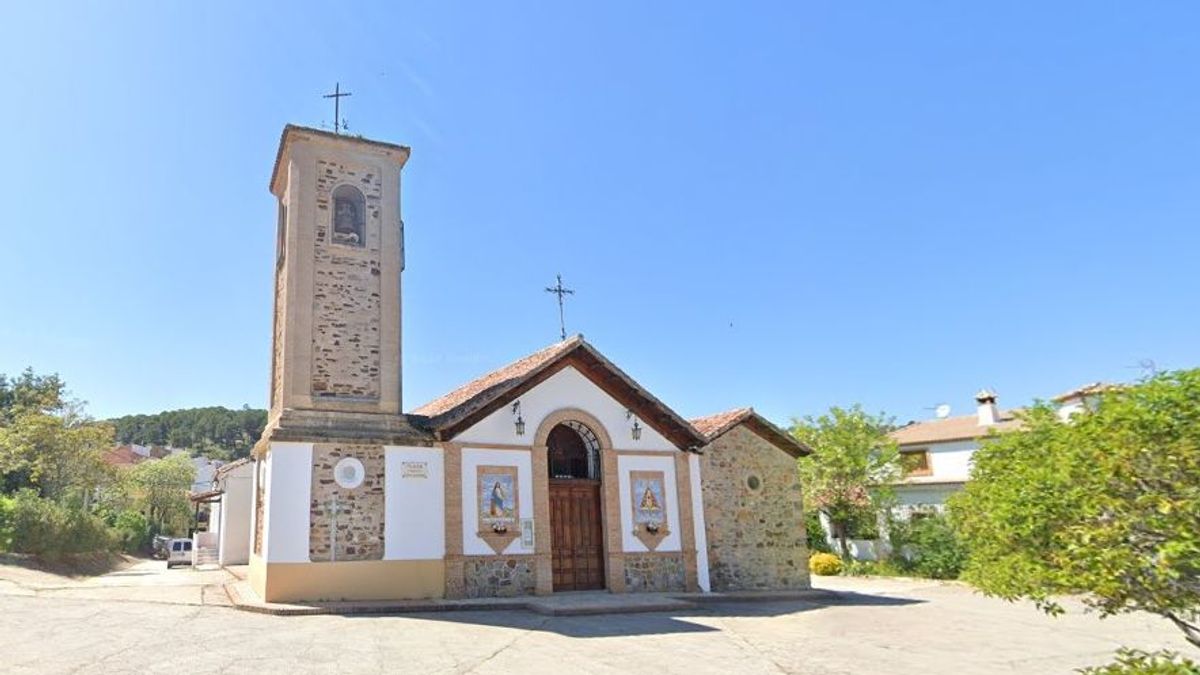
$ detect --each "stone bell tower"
[259,125,421,446]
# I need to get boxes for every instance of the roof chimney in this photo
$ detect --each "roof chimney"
[975,389,998,426]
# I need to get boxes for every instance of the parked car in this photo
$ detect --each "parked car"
[165,538,193,568]
[152,535,172,560]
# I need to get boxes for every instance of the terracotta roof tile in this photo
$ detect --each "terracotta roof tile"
[1051,381,1120,402]
[889,410,1024,446]
[410,336,707,450]
[690,408,811,458]
[411,336,583,425]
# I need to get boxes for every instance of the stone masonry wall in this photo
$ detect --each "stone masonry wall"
[270,257,286,412]
[623,553,686,593]
[463,557,537,598]
[309,444,385,561]
[310,159,383,400]
[700,425,810,591]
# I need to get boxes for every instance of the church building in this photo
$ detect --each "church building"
[249,125,811,602]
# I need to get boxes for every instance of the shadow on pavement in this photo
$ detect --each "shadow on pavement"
[342,593,925,638]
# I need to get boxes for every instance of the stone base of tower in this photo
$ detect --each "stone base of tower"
[253,409,434,456]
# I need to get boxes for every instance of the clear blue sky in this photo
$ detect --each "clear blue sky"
[1,2,1197,428]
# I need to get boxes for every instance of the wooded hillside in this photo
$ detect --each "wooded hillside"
[108,406,266,460]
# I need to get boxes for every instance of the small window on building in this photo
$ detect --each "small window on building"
[900,449,932,477]
[747,475,761,491]
[331,184,366,247]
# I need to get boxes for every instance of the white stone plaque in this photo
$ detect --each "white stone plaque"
[401,461,429,479]
[520,518,535,549]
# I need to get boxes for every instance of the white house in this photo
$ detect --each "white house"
[887,383,1116,518]
[206,458,254,566]
[888,390,1023,518]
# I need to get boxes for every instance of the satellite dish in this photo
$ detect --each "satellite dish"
[935,404,951,419]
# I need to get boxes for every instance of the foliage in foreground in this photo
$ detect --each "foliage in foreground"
[0,369,198,556]
[809,552,843,576]
[1078,649,1199,675]
[889,513,968,580]
[792,405,899,560]
[951,369,1200,650]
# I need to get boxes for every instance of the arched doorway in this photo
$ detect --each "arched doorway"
[547,421,605,591]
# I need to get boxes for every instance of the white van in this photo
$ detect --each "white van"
[165,538,193,568]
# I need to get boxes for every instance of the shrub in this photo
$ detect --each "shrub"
[1078,649,1200,674]
[890,514,967,580]
[8,490,114,557]
[112,510,151,554]
[0,494,13,551]
[809,552,843,576]
[805,511,832,554]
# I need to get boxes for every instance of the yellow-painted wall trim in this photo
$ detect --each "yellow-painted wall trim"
[256,558,445,603]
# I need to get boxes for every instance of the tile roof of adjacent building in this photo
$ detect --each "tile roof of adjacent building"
[1051,381,1120,402]
[103,445,146,467]
[410,335,709,451]
[690,407,812,458]
[889,409,1024,446]
[213,456,253,480]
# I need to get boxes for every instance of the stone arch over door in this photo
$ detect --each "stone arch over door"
[531,408,624,593]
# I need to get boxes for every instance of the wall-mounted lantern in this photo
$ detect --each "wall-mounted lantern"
[512,400,526,436]
[626,409,643,441]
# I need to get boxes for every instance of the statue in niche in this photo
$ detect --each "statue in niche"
[331,186,365,246]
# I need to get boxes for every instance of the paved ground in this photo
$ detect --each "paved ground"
[0,561,1192,674]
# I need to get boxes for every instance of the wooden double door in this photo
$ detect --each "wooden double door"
[549,479,605,591]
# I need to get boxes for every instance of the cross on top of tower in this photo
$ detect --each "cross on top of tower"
[322,82,353,134]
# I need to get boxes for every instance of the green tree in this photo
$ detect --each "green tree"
[792,405,901,560]
[0,369,115,500]
[951,369,1200,651]
[125,454,195,536]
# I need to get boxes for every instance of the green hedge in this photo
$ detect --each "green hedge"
[5,491,115,557]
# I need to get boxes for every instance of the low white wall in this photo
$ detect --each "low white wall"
[461,448,534,556]
[218,462,254,566]
[617,454,681,553]
[384,446,445,560]
[263,442,313,563]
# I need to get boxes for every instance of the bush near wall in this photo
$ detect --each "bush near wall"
[889,514,968,580]
[6,491,115,557]
[0,494,13,551]
[809,552,843,576]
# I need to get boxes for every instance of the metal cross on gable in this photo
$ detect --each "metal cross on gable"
[322,82,352,134]
[544,273,575,341]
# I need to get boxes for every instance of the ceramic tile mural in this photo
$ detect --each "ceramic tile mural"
[476,465,520,554]
[630,470,670,550]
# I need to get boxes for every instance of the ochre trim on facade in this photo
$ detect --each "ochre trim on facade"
[254,559,444,603]
[673,451,700,592]
[532,408,622,593]
[441,442,465,599]
[533,408,615,450]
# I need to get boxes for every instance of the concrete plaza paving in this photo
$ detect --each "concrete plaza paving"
[0,560,1192,674]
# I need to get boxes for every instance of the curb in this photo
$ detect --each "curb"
[225,581,835,618]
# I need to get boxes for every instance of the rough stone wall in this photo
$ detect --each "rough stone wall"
[310,159,383,400]
[623,553,686,592]
[270,258,286,412]
[309,444,385,561]
[700,425,810,591]
[463,557,537,598]
[253,460,265,555]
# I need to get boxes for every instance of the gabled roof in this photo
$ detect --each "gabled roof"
[690,407,812,458]
[1051,381,1120,403]
[410,335,708,451]
[103,445,146,467]
[889,409,1024,446]
[214,456,253,479]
